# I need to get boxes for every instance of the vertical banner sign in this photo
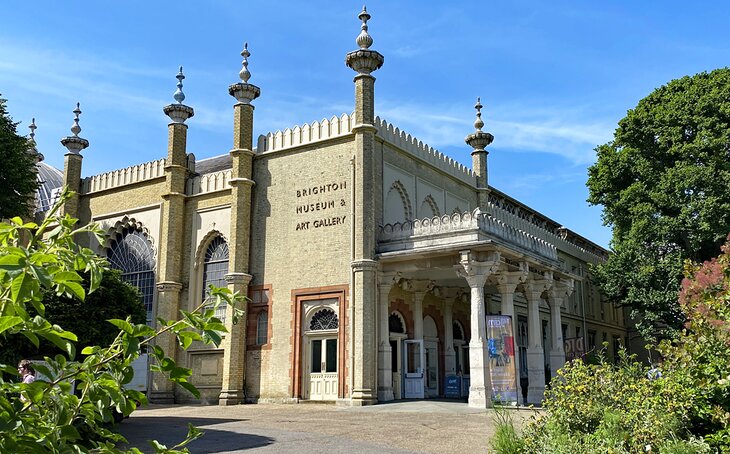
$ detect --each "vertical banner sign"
[486,315,518,404]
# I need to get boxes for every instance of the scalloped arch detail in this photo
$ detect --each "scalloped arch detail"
[386,180,413,222]
[194,230,229,270]
[104,216,156,261]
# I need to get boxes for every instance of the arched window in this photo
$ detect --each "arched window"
[256,311,268,345]
[309,308,338,331]
[202,236,229,322]
[107,228,155,323]
[453,321,464,341]
[389,312,405,334]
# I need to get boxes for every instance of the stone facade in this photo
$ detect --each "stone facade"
[49,8,627,408]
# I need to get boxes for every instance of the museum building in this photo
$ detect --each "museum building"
[35,7,627,408]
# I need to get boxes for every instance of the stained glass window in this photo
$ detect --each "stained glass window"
[107,228,155,323]
[310,308,338,331]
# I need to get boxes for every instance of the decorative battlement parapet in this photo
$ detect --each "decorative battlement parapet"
[80,158,166,194]
[374,117,477,185]
[186,169,233,196]
[257,113,355,153]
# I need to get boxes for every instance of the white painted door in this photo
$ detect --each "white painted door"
[306,337,338,400]
[403,339,424,398]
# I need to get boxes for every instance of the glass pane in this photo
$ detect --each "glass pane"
[325,338,337,372]
[407,342,421,373]
[311,340,322,373]
[256,311,268,345]
[390,340,398,371]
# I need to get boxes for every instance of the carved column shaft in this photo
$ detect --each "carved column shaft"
[443,300,455,374]
[454,250,500,409]
[377,278,394,402]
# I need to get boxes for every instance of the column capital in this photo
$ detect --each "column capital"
[351,259,378,272]
[439,287,468,304]
[519,271,553,302]
[378,271,401,289]
[409,279,435,294]
[454,250,500,289]
[156,281,183,293]
[225,272,253,286]
[495,261,529,295]
[546,278,574,307]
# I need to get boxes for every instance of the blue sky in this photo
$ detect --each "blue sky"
[2,1,729,249]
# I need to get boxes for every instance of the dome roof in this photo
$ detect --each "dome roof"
[35,161,63,214]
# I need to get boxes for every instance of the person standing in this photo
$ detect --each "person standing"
[18,360,36,384]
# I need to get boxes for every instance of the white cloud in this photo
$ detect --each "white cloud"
[374,99,614,165]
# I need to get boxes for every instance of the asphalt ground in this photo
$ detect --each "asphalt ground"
[117,400,536,453]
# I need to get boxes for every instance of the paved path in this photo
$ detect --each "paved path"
[118,401,535,453]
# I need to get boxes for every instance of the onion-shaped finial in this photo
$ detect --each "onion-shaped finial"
[356,5,373,50]
[239,43,251,83]
[173,66,186,104]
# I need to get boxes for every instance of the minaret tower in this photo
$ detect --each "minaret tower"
[465,98,494,208]
[153,67,194,403]
[60,103,89,219]
[219,43,260,406]
[345,5,384,406]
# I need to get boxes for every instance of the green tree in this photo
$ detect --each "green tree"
[587,68,730,339]
[0,188,245,453]
[0,270,147,364]
[0,95,39,219]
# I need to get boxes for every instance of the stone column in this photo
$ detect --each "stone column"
[377,272,399,402]
[60,103,89,219]
[519,272,552,405]
[218,44,261,406]
[219,272,252,405]
[346,6,384,407]
[351,259,378,405]
[410,280,434,341]
[454,250,500,408]
[547,279,574,380]
[495,263,528,402]
[441,290,457,375]
[150,70,194,403]
[465,98,494,210]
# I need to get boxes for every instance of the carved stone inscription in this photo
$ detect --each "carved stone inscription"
[295,181,347,231]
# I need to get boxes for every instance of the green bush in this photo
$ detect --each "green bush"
[505,235,730,453]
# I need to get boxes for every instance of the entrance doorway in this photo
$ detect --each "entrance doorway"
[404,339,425,398]
[302,303,340,401]
[304,336,338,400]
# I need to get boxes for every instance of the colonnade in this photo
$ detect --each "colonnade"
[376,249,574,407]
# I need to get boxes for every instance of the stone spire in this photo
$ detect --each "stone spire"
[346,5,384,76]
[164,67,194,123]
[61,103,90,154]
[465,98,494,191]
[229,42,260,104]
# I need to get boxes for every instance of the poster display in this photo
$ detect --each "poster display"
[486,315,518,404]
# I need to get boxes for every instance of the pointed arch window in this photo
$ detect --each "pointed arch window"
[202,236,229,322]
[107,228,155,322]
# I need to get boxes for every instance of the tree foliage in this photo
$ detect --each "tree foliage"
[0,95,38,220]
[0,269,146,365]
[0,188,245,453]
[505,235,730,453]
[587,68,730,339]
